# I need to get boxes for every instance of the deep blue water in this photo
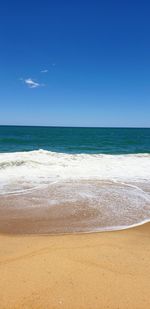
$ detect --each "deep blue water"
[0,126,150,154]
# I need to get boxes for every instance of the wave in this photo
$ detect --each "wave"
[0,149,150,198]
[89,218,150,233]
[0,149,150,233]
[0,149,150,179]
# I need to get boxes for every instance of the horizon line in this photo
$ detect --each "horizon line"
[0,124,150,129]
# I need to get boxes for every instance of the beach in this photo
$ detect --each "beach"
[0,223,150,309]
[0,127,150,308]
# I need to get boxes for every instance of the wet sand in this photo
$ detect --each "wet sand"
[0,223,150,309]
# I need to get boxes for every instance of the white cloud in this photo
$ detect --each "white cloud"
[41,69,48,73]
[24,78,41,88]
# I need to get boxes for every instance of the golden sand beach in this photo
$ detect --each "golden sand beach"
[0,223,150,309]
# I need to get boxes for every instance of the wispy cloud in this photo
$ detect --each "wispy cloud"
[41,69,48,73]
[24,78,41,88]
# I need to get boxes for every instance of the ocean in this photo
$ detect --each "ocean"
[0,126,150,154]
[0,126,150,234]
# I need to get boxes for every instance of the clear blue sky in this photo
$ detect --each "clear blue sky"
[0,0,150,127]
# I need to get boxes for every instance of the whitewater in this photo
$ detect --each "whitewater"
[0,149,150,192]
[0,149,149,234]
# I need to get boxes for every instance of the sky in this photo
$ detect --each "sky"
[0,0,150,127]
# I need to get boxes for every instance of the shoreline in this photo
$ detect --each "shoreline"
[0,222,150,309]
[0,217,150,237]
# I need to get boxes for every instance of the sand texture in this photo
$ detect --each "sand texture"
[0,224,150,309]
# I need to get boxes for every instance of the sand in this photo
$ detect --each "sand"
[0,224,150,309]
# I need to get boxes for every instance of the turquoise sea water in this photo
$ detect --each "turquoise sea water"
[0,126,150,154]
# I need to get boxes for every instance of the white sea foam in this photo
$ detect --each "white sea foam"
[0,150,150,233]
[0,149,150,194]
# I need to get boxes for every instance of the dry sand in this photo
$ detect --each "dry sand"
[0,223,150,309]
